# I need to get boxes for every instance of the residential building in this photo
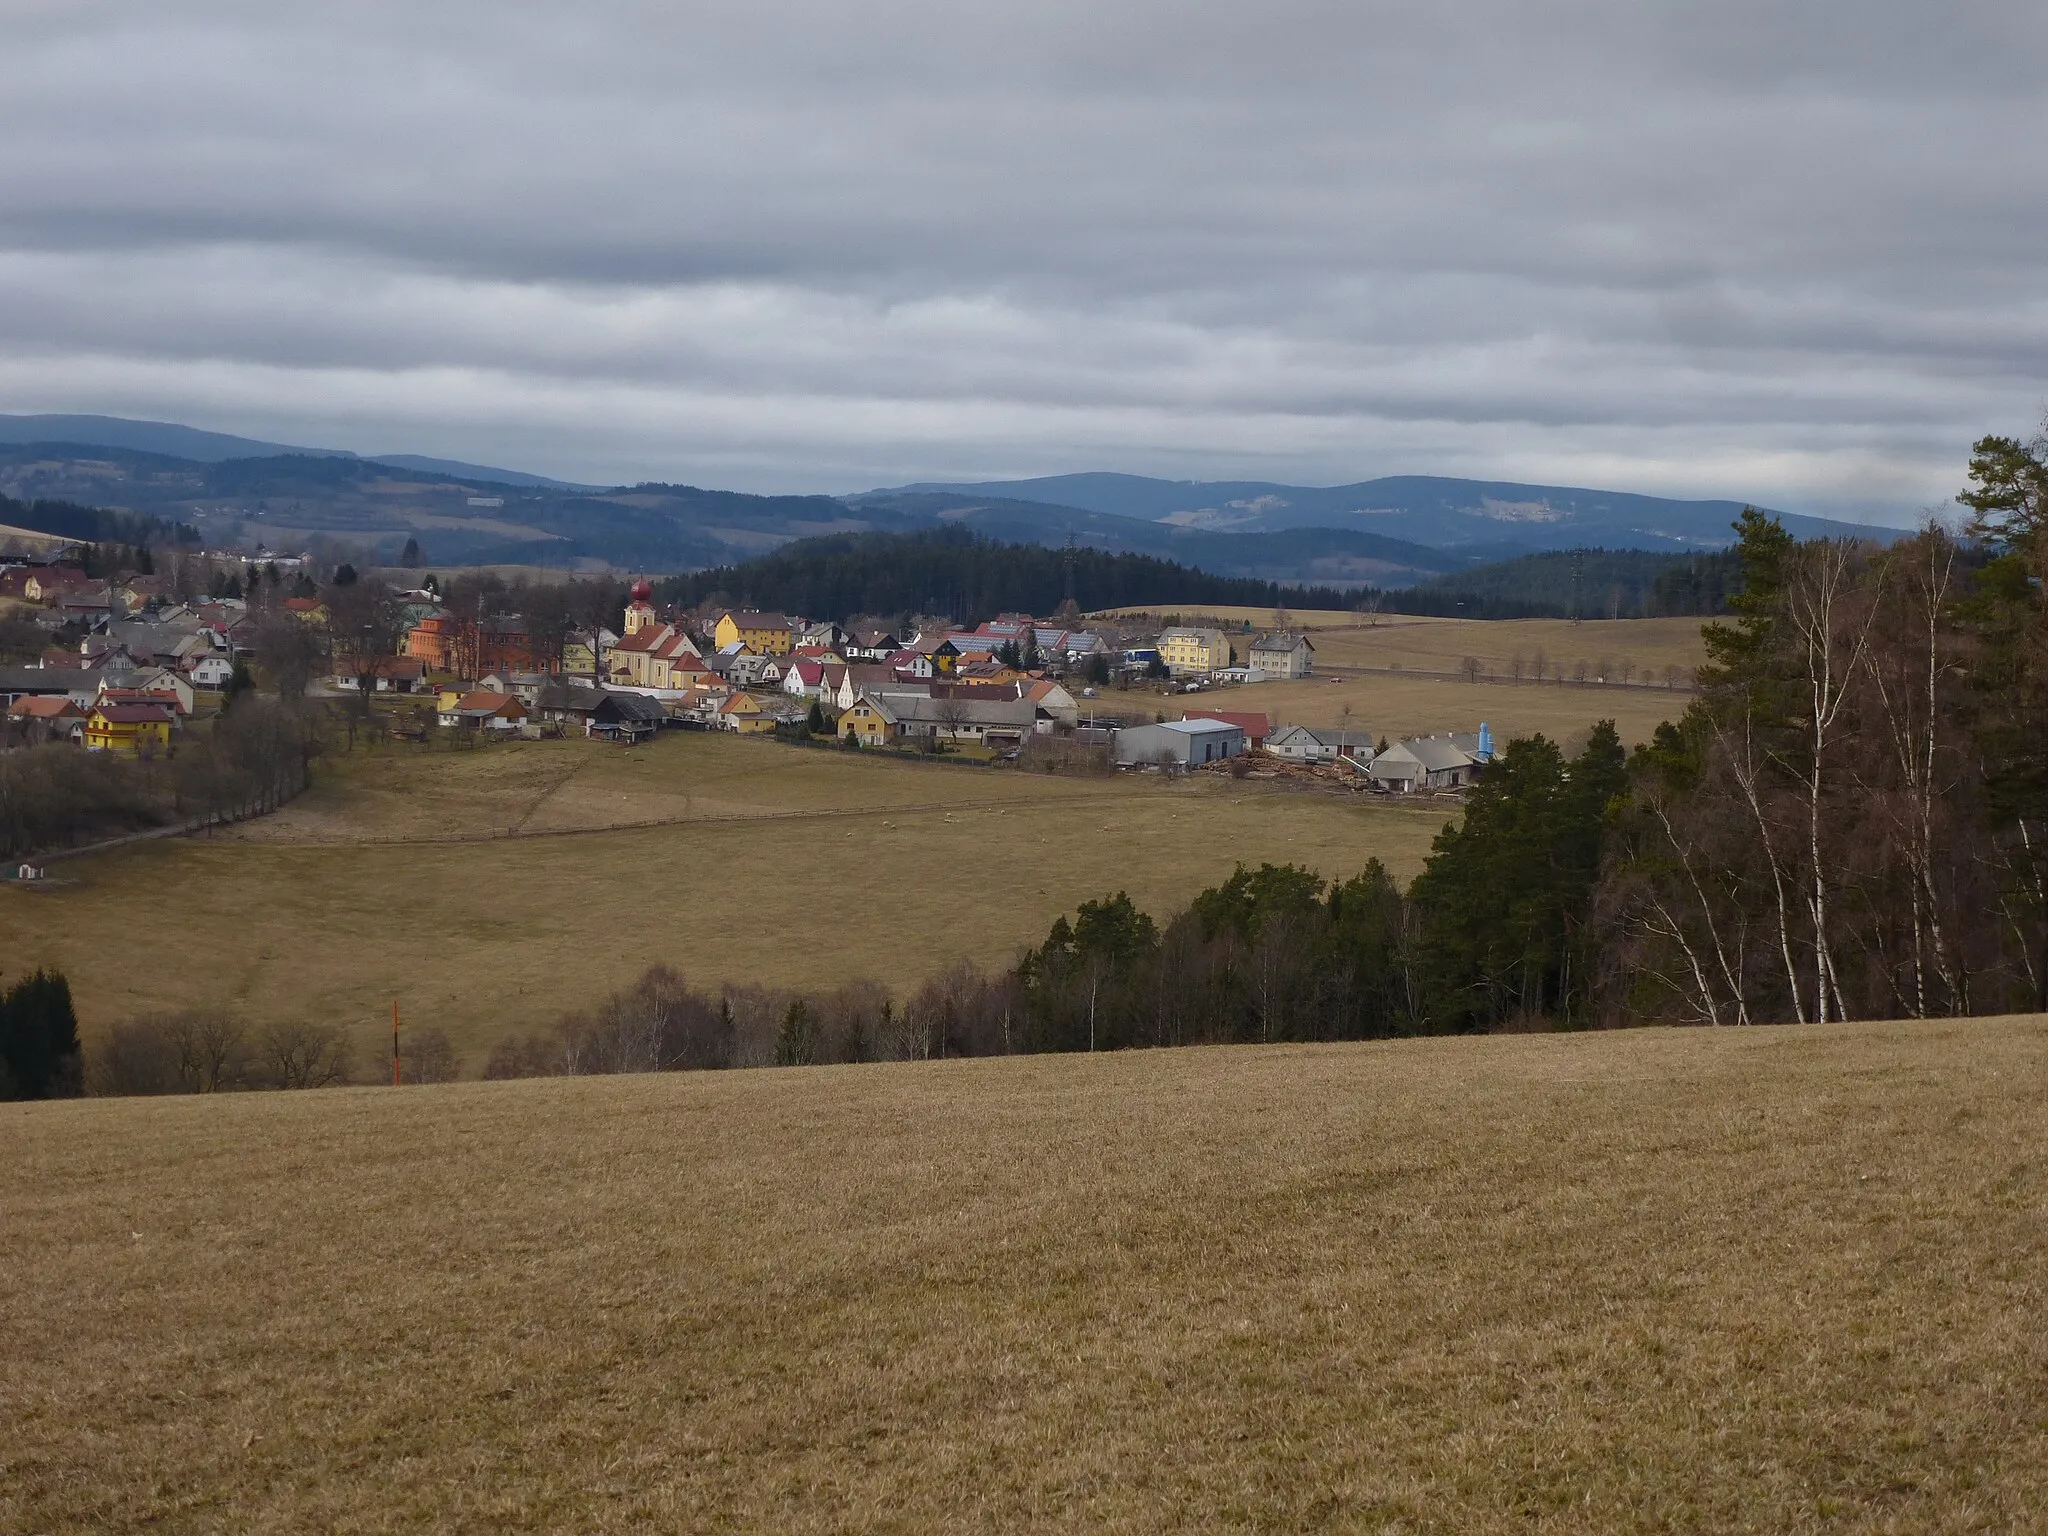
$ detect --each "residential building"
[437,690,528,731]
[846,624,902,659]
[839,693,900,746]
[402,610,459,671]
[714,610,795,655]
[561,627,616,680]
[283,596,329,624]
[6,696,84,744]
[1157,627,1232,676]
[1248,632,1315,679]
[1113,717,1245,767]
[84,701,175,754]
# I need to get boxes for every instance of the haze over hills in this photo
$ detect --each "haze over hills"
[859,472,1891,555]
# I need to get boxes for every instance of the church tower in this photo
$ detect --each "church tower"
[623,577,657,637]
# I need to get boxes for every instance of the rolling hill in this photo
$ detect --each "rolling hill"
[858,471,1892,555]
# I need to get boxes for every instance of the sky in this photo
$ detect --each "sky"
[3,2,2044,521]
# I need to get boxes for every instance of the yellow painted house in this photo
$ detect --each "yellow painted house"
[713,610,795,656]
[84,702,174,755]
[719,692,779,734]
[1157,626,1233,676]
[838,693,900,746]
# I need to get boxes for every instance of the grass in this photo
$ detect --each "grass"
[4,1015,2043,1531]
[1091,613,1708,747]
[2,733,1447,1066]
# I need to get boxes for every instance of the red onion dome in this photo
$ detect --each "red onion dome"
[629,578,653,603]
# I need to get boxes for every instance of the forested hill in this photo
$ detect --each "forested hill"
[656,527,1572,622]
[1408,548,1743,618]
[0,491,197,549]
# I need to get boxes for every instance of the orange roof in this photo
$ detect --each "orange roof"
[1184,709,1270,739]
[8,696,82,719]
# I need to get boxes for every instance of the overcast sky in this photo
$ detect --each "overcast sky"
[3,2,2044,518]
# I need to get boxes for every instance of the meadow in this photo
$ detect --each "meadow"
[1,732,1449,1067]
[4,1015,2042,1532]
[1098,612,1707,747]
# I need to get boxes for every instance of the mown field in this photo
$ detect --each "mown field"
[1,733,1448,1067]
[5,1016,2043,1532]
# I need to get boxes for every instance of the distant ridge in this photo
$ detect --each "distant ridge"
[855,471,1897,555]
[0,414,590,491]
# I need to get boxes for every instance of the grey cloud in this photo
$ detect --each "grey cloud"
[1,1,2044,517]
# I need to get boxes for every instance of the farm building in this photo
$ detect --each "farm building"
[1267,724,1376,764]
[1114,717,1245,768]
[1183,709,1270,749]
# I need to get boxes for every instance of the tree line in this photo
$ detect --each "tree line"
[1410,548,1744,618]
[0,491,197,549]
[658,526,1366,623]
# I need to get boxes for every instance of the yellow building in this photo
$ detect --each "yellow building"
[838,693,899,746]
[714,609,794,656]
[84,702,174,755]
[1157,626,1232,677]
[719,692,779,734]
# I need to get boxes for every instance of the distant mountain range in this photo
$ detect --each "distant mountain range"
[855,472,1882,556]
[0,414,593,490]
[0,413,1902,580]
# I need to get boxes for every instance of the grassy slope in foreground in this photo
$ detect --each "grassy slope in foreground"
[6,1017,2045,1533]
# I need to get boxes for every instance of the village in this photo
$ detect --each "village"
[0,554,1503,796]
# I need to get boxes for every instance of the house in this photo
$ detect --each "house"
[835,664,915,710]
[97,672,195,718]
[782,658,829,699]
[477,671,552,707]
[562,627,617,680]
[846,624,902,659]
[717,692,779,734]
[186,655,236,688]
[437,690,528,731]
[1183,709,1270,750]
[728,651,782,688]
[83,701,175,754]
[713,610,795,656]
[1113,717,1245,768]
[1023,678,1080,727]
[797,619,848,651]
[6,695,84,744]
[22,568,96,604]
[283,596,329,624]
[1248,632,1315,679]
[1157,627,1232,677]
[331,656,427,694]
[839,692,901,746]
[884,647,935,680]
[1267,724,1376,764]
[476,614,560,675]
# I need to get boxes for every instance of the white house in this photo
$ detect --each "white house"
[1248,632,1315,679]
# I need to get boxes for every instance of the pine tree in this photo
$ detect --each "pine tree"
[0,969,82,1100]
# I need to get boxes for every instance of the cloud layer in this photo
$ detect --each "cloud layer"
[4,1,2044,515]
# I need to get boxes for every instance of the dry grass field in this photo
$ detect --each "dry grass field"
[1094,612,1709,747]
[1,734,1447,1066]
[5,1016,2043,1532]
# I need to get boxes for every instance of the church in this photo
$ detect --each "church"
[607,580,708,689]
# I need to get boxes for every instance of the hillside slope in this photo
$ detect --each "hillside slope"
[5,1018,2042,1532]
